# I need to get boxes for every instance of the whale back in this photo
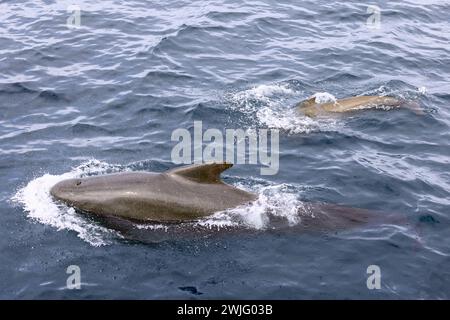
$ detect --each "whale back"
[296,95,419,117]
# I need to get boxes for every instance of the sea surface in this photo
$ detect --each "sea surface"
[1,0,450,299]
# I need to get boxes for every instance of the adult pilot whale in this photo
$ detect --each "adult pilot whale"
[50,162,257,222]
[297,95,423,117]
[49,162,406,242]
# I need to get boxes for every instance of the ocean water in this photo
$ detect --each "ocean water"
[1,0,450,299]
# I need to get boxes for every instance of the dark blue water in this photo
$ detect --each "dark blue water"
[2,0,450,299]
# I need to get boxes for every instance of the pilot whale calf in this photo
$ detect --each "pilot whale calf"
[297,95,422,117]
[50,163,256,222]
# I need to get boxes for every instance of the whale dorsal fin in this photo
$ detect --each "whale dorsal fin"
[297,96,316,108]
[168,163,233,184]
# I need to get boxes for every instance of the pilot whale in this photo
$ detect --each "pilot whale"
[50,162,406,242]
[297,95,422,117]
[50,163,257,222]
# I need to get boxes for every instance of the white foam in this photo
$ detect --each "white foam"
[312,92,337,104]
[227,84,340,134]
[198,183,307,230]
[11,160,123,246]
[228,83,295,115]
[418,86,427,94]
[135,224,169,231]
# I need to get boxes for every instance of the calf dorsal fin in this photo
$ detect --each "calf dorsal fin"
[168,163,233,184]
[297,96,317,108]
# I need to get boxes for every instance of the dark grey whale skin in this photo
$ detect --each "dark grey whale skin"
[50,163,257,222]
[91,201,406,244]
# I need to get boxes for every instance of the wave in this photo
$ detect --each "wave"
[11,160,125,246]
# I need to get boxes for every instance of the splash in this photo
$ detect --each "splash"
[417,86,427,94]
[312,92,337,103]
[227,83,340,134]
[11,160,124,246]
[198,182,308,230]
[235,83,295,99]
